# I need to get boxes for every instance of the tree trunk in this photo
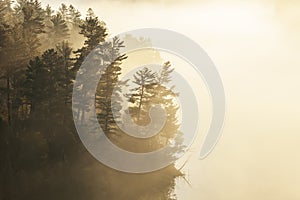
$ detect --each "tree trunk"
[6,75,11,126]
[137,85,144,123]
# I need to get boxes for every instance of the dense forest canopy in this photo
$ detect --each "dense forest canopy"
[0,0,185,199]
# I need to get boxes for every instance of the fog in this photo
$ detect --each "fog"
[35,0,300,199]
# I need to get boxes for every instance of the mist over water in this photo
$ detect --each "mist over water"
[2,0,300,199]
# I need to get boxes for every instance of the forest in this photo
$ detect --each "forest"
[0,0,185,199]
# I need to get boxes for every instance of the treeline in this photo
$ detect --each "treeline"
[0,0,183,199]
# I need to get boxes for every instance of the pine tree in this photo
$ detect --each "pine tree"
[154,62,181,147]
[0,1,27,125]
[75,8,107,54]
[125,62,183,153]
[46,13,69,47]
[95,37,127,135]
[15,0,45,59]
[24,56,48,114]
[41,49,65,114]
[24,49,65,117]
[67,4,82,27]
[87,8,95,18]
[56,41,73,106]
[58,3,68,21]
[44,4,53,20]
[73,9,107,122]
[128,67,157,124]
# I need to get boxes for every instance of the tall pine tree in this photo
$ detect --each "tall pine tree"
[73,8,107,71]
[73,8,107,122]
[95,37,127,135]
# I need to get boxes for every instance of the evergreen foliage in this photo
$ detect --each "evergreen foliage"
[0,1,184,200]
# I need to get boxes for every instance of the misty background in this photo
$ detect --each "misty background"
[1,0,300,199]
[42,0,300,200]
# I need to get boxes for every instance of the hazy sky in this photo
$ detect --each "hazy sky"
[40,0,300,199]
